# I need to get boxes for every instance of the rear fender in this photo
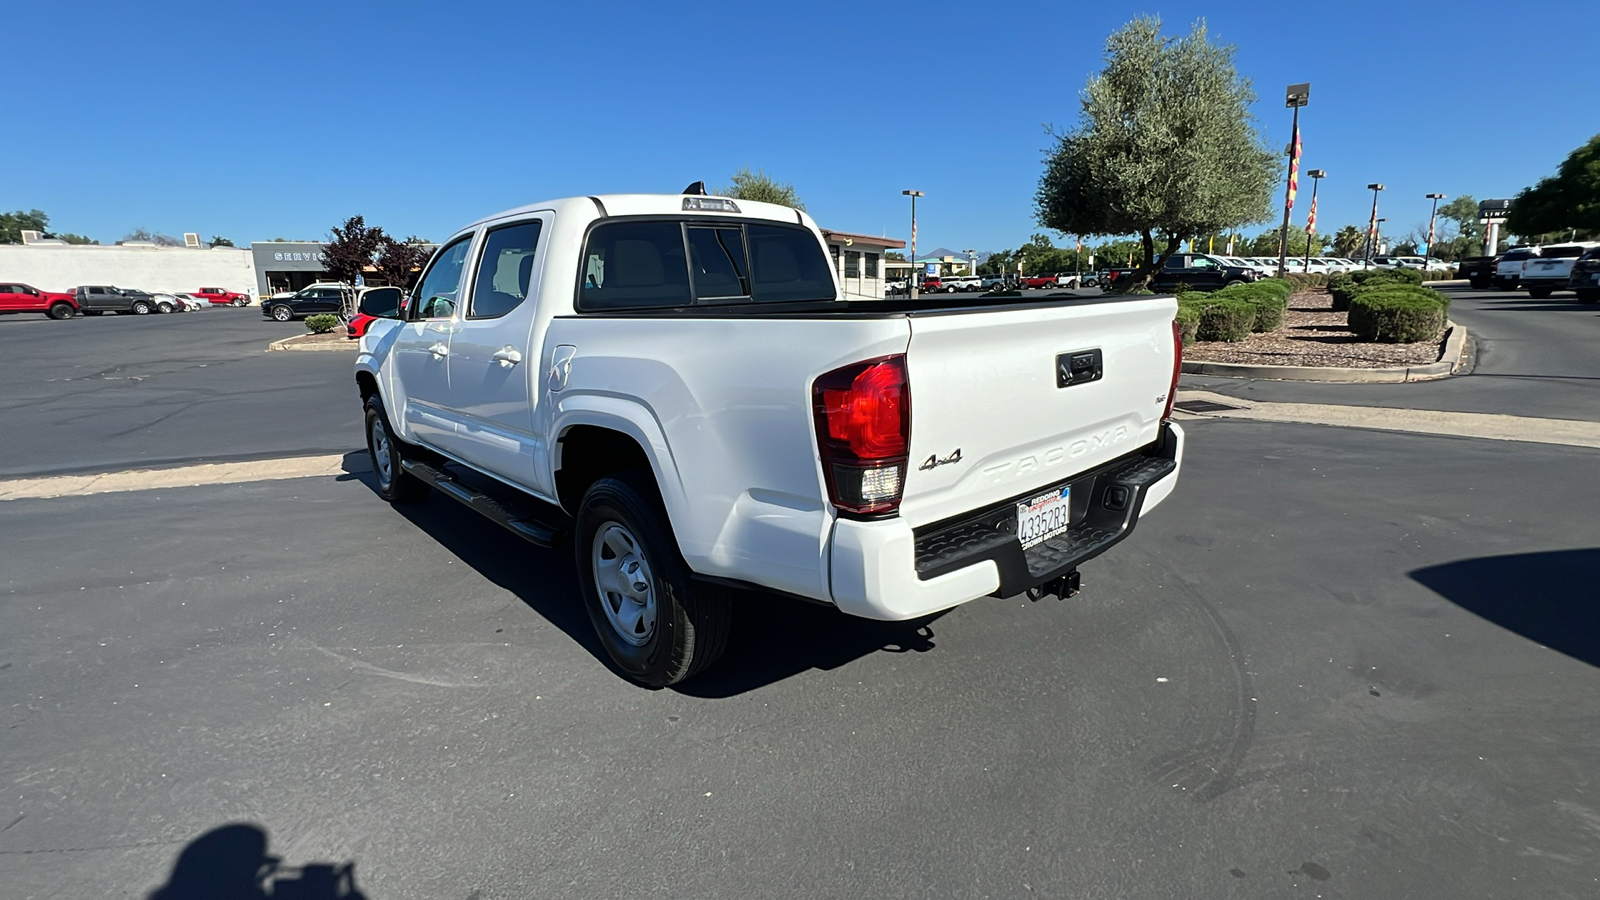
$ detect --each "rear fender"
[551,396,687,538]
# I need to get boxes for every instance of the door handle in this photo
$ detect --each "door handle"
[492,347,523,367]
[429,342,449,358]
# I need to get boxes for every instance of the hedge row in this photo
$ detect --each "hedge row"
[1174,278,1292,343]
[1347,290,1447,343]
[1328,268,1427,311]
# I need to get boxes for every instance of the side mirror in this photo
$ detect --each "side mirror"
[358,289,403,319]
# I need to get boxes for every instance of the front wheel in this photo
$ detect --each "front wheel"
[157,302,173,314]
[47,302,76,320]
[1528,286,1554,299]
[131,300,152,315]
[576,471,731,687]
[270,305,293,321]
[232,298,246,307]
[364,395,428,503]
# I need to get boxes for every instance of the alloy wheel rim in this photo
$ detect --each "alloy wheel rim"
[591,523,657,646]
[369,416,392,488]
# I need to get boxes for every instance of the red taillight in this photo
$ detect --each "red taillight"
[1163,318,1183,421]
[813,355,910,515]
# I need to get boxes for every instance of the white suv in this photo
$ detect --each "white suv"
[1520,242,1600,298]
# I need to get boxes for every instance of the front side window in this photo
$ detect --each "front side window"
[413,236,474,319]
[470,221,543,318]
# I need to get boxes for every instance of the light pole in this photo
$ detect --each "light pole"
[1364,183,1385,267]
[903,190,923,299]
[1424,193,1446,259]
[1303,169,1325,269]
[1375,218,1388,257]
[1277,82,1311,276]
[964,248,975,279]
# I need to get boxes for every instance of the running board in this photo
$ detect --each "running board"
[401,459,569,548]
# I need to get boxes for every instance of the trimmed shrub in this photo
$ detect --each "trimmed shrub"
[1174,304,1201,347]
[1194,298,1257,342]
[1352,267,1424,287]
[305,314,340,334]
[1210,281,1288,332]
[1347,291,1446,343]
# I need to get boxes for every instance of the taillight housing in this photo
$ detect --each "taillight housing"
[812,355,911,515]
[1163,318,1183,421]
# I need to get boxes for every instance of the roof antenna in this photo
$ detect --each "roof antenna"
[682,181,707,195]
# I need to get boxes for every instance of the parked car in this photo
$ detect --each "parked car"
[1456,256,1497,289]
[1568,248,1600,303]
[1150,252,1259,292]
[192,286,251,306]
[919,277,943,293]
[1494,247,1540,290]
[1020,274,1058,290]
[885,279,909,295]
[1521,242,1600,298]
[261,282,351,321]
[942,275,984,293]
[147,293,183,313]
[73,285,159,315]
[0,282,79,319]
[979,274,1009,291]
[353,191,1184,686]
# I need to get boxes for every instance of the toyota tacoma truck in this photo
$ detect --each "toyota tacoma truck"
[354,190,1185,686]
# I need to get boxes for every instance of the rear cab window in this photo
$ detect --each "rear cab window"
[578,218,834,311]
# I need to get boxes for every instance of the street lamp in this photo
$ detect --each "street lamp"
[903,190,923,299]
[963,248,975,278]
[1424,193,1447,259]
[1303,169,1326,269]
[1276,82,1311,276]
[1364,183,1385,266]
[1375,218,1389,257]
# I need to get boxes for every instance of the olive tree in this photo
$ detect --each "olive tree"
[717,167,805,211]
[1036,16,1279,290]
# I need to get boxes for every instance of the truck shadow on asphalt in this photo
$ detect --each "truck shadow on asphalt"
[340,457,943,695]
[1411,549,1600,668]
[147,822,367,899]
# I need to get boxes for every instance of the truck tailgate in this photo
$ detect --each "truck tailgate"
[898,296,1176,528]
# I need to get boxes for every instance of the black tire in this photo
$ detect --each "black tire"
[131,300,152,315]
[157,302,173,314]
[232,298,246,307]
[47,302,76,320]
[270,305,293,321]
[1470,279,1490,290]
[363,395,428,503]
[1575,289,1599,303]
[576,470,731,688]
[1528,286,1554,299]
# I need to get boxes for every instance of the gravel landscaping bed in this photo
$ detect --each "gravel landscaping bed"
[1184,289,1445,368]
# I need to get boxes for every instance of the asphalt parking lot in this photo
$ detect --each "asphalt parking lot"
[2,296,1598,898]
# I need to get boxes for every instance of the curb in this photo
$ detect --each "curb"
[1181,320,1467,384]
[267,335,358,352]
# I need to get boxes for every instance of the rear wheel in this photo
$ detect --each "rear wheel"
[364,395,428,503]
[576,470,731,688]
[47,302,75,320]
[1528,286,1554,299]
[271,305,293,321]
[1576,289,1599,303]
[131,300,152,315]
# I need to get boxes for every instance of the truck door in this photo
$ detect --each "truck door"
[391,235,474,452]
[0,285,22,311]
[445,216,548,493]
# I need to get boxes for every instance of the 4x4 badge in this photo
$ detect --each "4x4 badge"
[919,449,962,471]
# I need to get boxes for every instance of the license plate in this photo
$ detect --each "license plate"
[1016,486,1072,549]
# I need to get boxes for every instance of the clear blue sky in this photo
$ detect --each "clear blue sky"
[5,1,1594,253]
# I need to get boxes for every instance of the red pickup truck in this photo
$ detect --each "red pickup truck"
[192,287,251,306]
[0,282,79,319]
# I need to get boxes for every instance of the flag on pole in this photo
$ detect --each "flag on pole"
[1305,194,1318,235]
[1285,124,1302,211]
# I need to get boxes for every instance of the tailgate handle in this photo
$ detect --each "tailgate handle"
[1057,349,1103,388]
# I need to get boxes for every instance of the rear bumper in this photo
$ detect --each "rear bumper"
[827,421,1184,620]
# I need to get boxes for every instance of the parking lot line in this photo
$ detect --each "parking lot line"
[1176,389,1600,449]
[0,454,354,501]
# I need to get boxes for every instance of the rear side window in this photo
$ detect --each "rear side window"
[747,225,834,302]
[470,220,543,318]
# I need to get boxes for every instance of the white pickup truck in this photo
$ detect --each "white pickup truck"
[354,190,1185,686]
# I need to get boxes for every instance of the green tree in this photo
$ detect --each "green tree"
[1332,225,1365,258]
[0,209,50,243]
[717,167,805,210]
[210,235,235,247]
[54,233,98,245]
[884,251,906,262]
[1505,134,1600,241]
[1036,16,1279,290]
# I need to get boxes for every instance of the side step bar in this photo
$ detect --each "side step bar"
[401,459,570,548]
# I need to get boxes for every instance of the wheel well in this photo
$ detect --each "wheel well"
[355,371,379,402]
[556,425,651,514]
